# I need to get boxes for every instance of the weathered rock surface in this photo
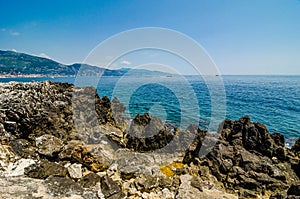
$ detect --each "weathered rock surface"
[67,163,83,179]
[0,176,84,199]
[78,172,101,188]
[45,176,84,197]
[100,175,124,199]
[4,158,35,177]
[0,81,298,198]
[35,134,64,157]
[58,140,110,172]
[24,160,68,179]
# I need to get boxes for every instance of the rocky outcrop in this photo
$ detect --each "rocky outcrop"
[0,81,299,198]
[184,116,300,198]
[291,138,300,154]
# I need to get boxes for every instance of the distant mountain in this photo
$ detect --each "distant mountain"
[0,50,170,76]
[0,50,73,76]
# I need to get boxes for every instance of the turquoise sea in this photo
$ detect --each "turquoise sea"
[1,75,299,147]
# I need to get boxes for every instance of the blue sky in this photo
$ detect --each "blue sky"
[0,0,300,75]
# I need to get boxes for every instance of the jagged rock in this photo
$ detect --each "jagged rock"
[24,160,68,179]
[183,124,207,162]
[78,173,100,188]
[67,163,82,179]
[129,113,164,137]
[271,133,285,147]
[0,81,119,143]
[192,116,300,197]
[291,139,300,154]
[35,134,64,157]
[221,116,285,159]
[203,142,295,196]
[106,113,177,152]
[0,81,75,140]
[59,140,110,172]
[73,87,115,131]
[100,175,124,199]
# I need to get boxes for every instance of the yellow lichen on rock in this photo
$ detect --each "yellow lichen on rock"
[160,162,184,178]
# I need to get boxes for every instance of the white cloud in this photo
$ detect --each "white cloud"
[10,31,20,36]
[121,60,131,65]
[1,28,20,36]
[11,49,17,52]
[39,53,51,59]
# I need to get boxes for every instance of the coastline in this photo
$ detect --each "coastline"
[0,74,76,78]
[0,81,299,198]
[0,75,298,149]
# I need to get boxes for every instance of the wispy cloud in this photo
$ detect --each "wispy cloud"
[120,60,131,65]
[10,31,20,36]
[1,28,21,36]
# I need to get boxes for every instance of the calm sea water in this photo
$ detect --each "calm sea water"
[1,75,299,146]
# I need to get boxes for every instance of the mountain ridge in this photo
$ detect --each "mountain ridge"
[0,50,170,77]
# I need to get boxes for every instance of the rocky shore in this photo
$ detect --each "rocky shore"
[0,81,299,199]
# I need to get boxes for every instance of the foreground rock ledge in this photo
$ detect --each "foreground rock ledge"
[0,81,299,199]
